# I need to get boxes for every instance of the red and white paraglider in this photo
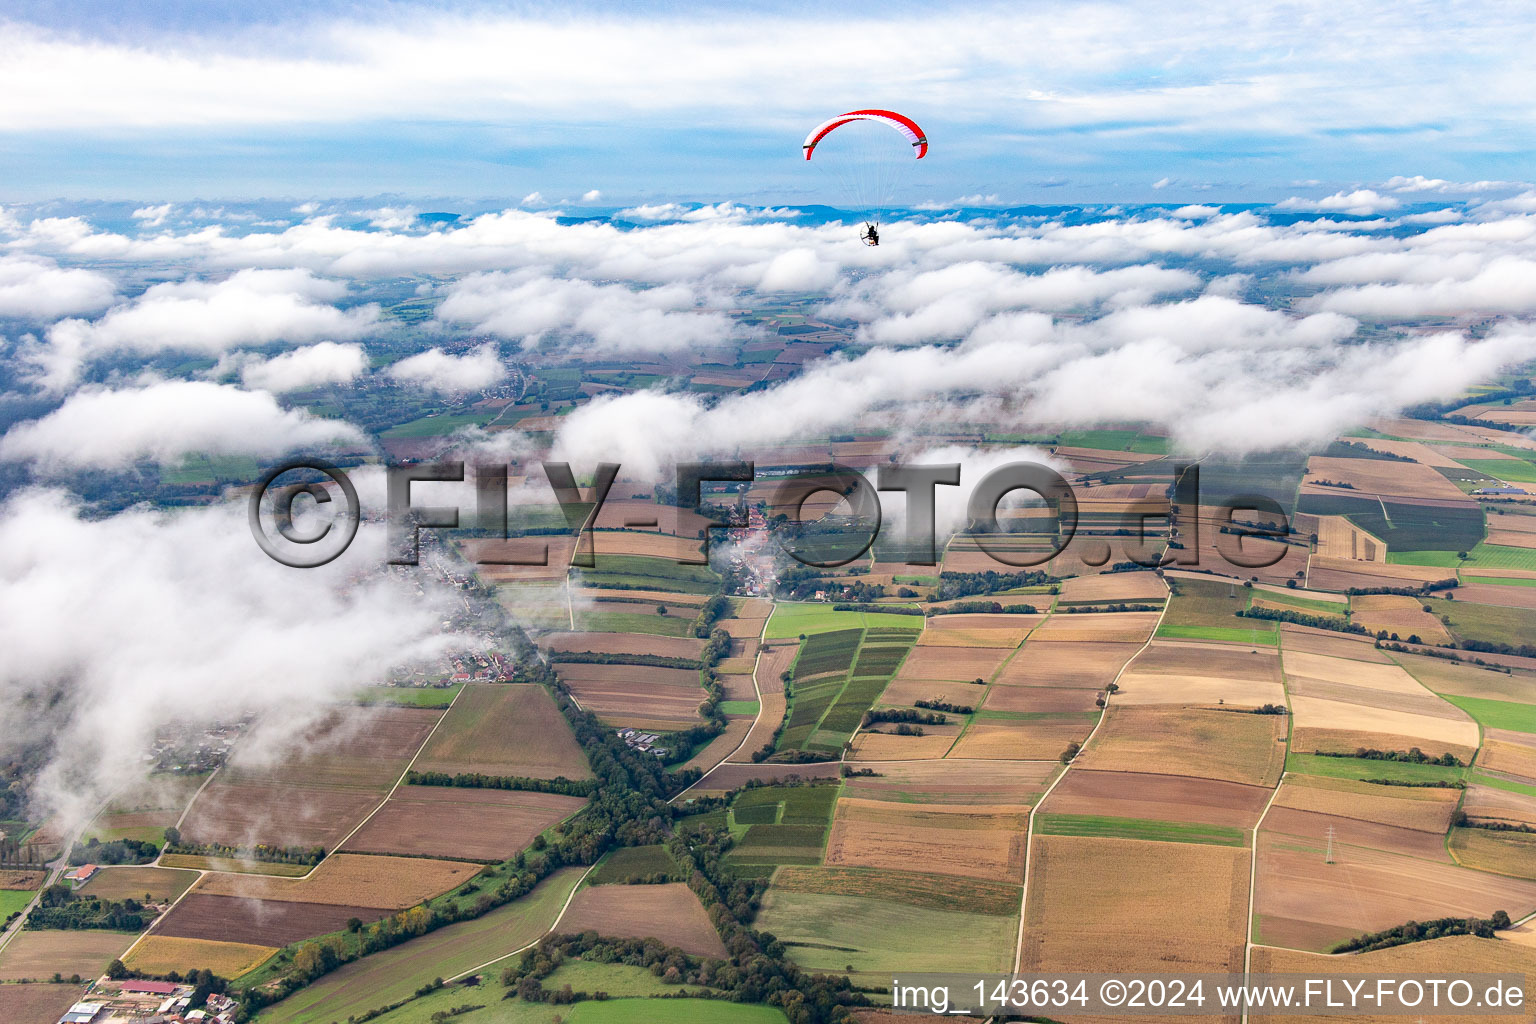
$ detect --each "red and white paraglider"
[802,109,928,245]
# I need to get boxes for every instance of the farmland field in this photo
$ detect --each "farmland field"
[824,798,1028,882]
[252,867,585,1024]
[948,712,1099,760]
[159,893,395,947]
[557,883,728,957]
[80,865,199,901]
[1021,835,1248,974]
[1272,774,1459,833]
[125,935,277,978]
[413,683,592,779]
[0,984,79,1024]
[766,603,923,639]
[1078,706,1288,786]
[754,888,1016,987]
[194,853,479,908]
[0,929,135,981]
[0,889,34,921]
[344,786,586,862]
[1034,813,1246,846]
[1441,693,1536,733]
[588,845,678,884]
[1448,827,1536,878]
[1283,751,1466,785]
[1044,770,1270,828]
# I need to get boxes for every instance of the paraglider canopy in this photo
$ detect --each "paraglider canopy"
[803,110,927,242]
[802,109,929,160]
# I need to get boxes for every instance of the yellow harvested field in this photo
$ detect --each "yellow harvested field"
[124,935,277,979]
[1282,650,1429,695]
[754,641,798,696]
[1464,781,1536,826]
[825,798,1028,882]
[1486,529,1536,548]
[0,930,135,982]
[1251,936,1536,1024]
[1394,655,1536,702]
[413,683,592,780]
[1058,572,1166,602]
[981,684,1101,713]
[1029,611,1160,643]
[948,716,1096,760]
[849,727,961,760]
[682,717,753,772]
[916,628,1030,648]
[1076,706,1288,787]
[1314,514,1387,562]
[1288,695,1479,751]
[193,854,478,909]
[1349,594,1453,644]
[1273,775,1459,833]
[1451,828,1536,879]
[1114,641,1286,706]
[1479,731,1536,780]
[591,530,704,560]
[925,613,1044,631]
[1022,836,1248,975]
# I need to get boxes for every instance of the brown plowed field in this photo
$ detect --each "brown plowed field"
[992,641,1141,688]
[1253,831,1536,952]
[181,706,441,849]
[1350,594,1453,644]
[1279,627,1392,662]
[542,631,705,659]
[1479,731,1536,779]
[413,683,591,780]
[848,730,961,760]
[1076,706,1288,787]
[754,641,798,695]
[733,692,787,760]
[981,685,1101,713]
[926,613,1045,631]
[195,853,478,908]
[1022,835,1248,977]
[343,786,584,862]
[948,715,1097,760]
[1463,781,1536,826]
[1250,936,1536,1024]
[1059,572,1166,602]
[877,675,986,709]
[578,587,704,606]
[1291,725,1477,763]
[79,866,198,902]
[1044,770,1271,828]
[896,645,1011,682]
[1029,611,1160,642]
[1261,806,1450,861]
[1114,641,1285,706]
[844,760,1054,805]
[720,674,757,700]
[1302,456,1470,501]
[156,893,392,947]
[465,536,575,582]
[824,798,1028,882]
[0,931,134,982]
[0,983,81,1024]
[680,717,753,772]
[1286,677,1465,719]
[557,883,728,958]
[591,530,703,560]
[1396,654,1536,701]
[1273,775,1459,833]
[916,628,1030,648]
[556,663,705,726]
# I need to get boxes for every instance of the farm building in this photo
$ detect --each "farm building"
[63,864,97,886]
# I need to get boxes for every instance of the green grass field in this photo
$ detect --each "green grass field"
[381,411,493,439]
[766,603,923,639]
[719,700,760,715]
[355,685,463,707]
[1034,814,1246,846]
[588,845,679,884]
[1472,773,1536,797]
[1463,574,1536,588]
[1442,694,1536,733]
[1394,543,1536,572]
[1285,752,1466,784]
[1427,597,1536,648]
[1459,459,1536,484]
[254,868,585,1024]
[0,889,34,921]
[345,986,781,1024]
[753,889,1016,988]
[1057,428,1170,454]
[575,611,697,636]
[1154,623,1279,646]
[1256,590,1348,615]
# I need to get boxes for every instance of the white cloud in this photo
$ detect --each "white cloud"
[237,341,368,392]
[520,192,546,208]
[0,380,366,471]
[581,190,603,202]
[0,487,463,826]
[1383,175,1513,194]
[0,255,115,320]
[1277,190,1400,215]
[130,203,174,227]
[386,342,504,392]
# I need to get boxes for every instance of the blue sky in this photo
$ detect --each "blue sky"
[6,0,1536,203]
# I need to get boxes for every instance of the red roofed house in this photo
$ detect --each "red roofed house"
[63,864,97,885]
